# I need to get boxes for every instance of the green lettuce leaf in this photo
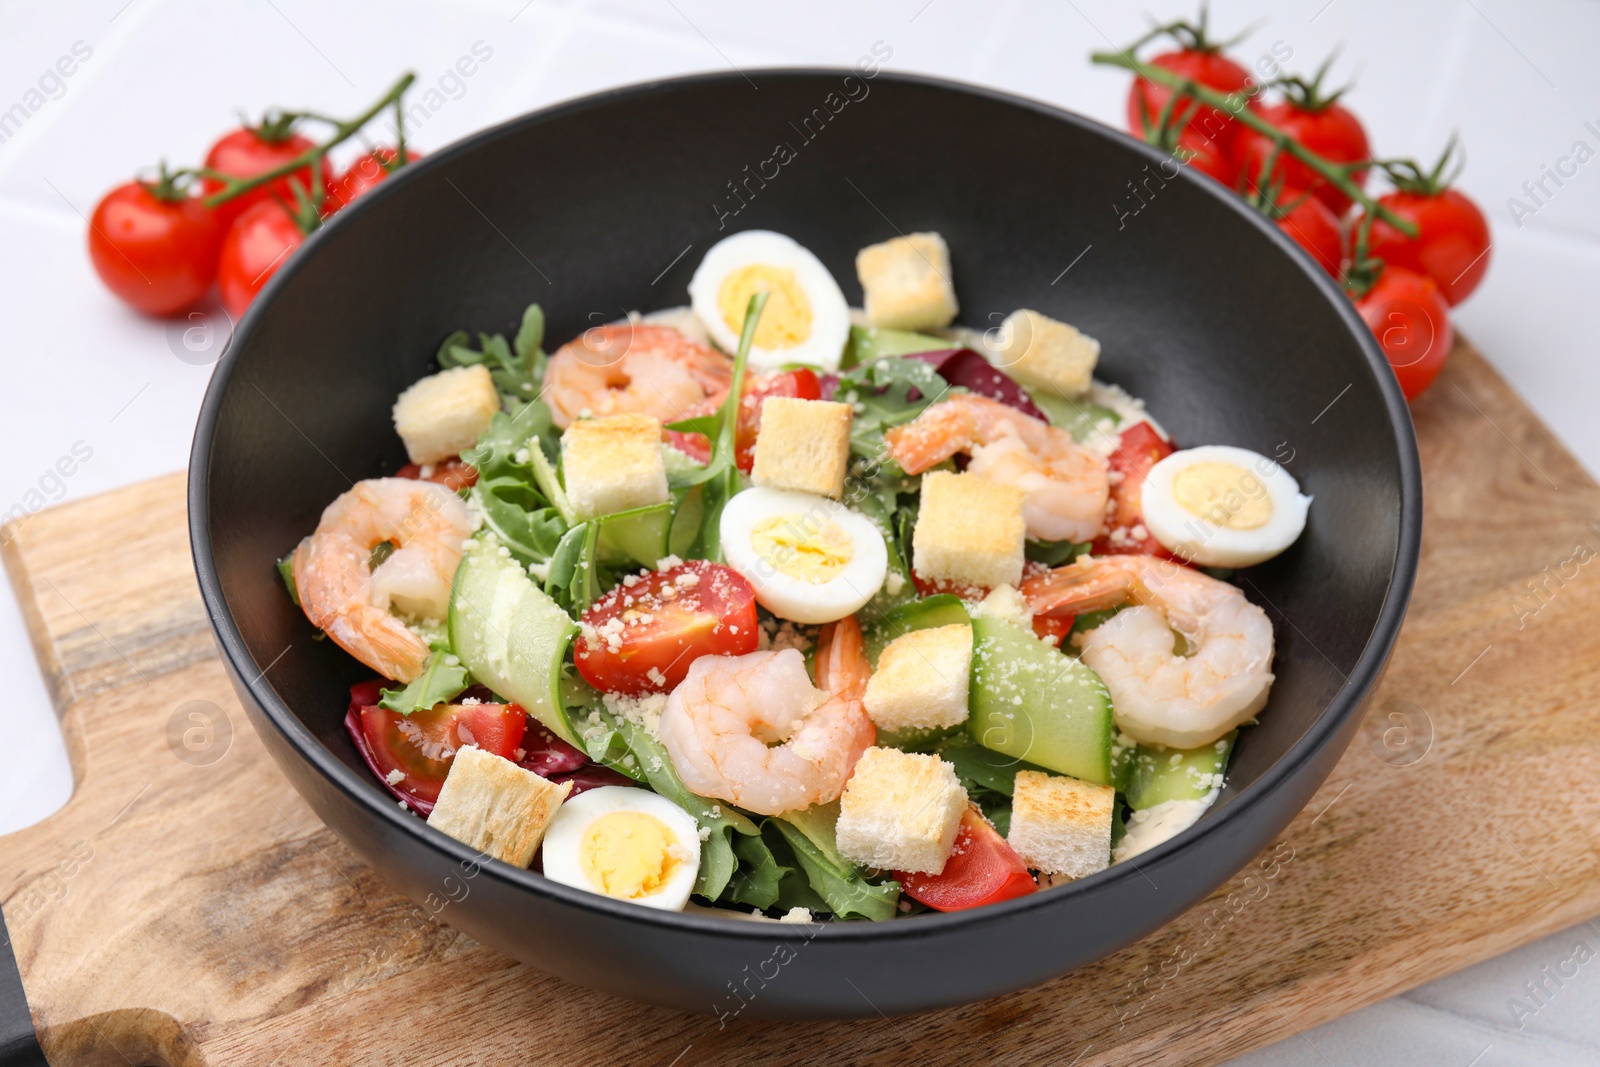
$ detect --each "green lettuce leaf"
[438,302,548,403]
[378,649,470,714]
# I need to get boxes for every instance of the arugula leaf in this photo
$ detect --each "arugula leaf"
[543,520,602,615]
[1025,538,1092,567]
[661,292,768,560]
[438,302,549,402]
[275,553,300,607]
[770,816,901,921]
[935,736,1051,796]
[378,649,470,714]
[474,478,568,564]
[832,356,946,454]
[723,831,790,910]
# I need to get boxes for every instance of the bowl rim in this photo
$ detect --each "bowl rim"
[189,67,1421,944]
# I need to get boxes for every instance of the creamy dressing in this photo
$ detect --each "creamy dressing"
[1113,792,1218,863]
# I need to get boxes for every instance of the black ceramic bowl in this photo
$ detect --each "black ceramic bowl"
[190,70,1420,1018]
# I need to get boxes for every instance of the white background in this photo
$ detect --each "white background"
[2,1,1598,1063]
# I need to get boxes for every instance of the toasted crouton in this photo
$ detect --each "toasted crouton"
[1007,770,1114,879]
[835,747,967,874]
[392,364,500,465]
[863,623,973,731]
[751,397,854,499]
[991,309,1100,398]
[856,232,959,331]
[561,413,669,520]
[427,746,571,867]
[912,471,1025,589]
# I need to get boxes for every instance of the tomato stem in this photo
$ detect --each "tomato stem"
[136,159,202,203]
[1091,49,1416,237]
[201,72,417,209]
[1269,51,1352,112]
[1374,133,1464,197]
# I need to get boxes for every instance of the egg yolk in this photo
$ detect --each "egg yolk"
[750,514,854,582]
[578,812,681,901]
[1171,462,1273,530]
[718,264,813,349]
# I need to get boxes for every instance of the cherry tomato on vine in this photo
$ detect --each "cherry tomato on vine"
[217,199,307,317]
[325,146,420,215]
[1363,189,1490,306]
[1275,195,1343,277]
[200,126,328,223]
[1355,266,1453,400]
[1174,128,1235,185]
[1234,98,1369,215]
[1127,48,1254,150]
[88,180,226,316]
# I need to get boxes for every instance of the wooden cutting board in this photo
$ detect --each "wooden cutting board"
[4,339,1599,1067]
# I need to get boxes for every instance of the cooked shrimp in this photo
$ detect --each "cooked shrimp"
[813,615,870,699]
[884,394,1110,543]
[293,478,474,683]
[658,648,875,815]
[544,324,732,429]
[1022,555,1275,748]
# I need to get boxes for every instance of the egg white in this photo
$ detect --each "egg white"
[541,786,701,911]
[720,486,888,624]
[688,231,851,372]
[1140,445,1310,568]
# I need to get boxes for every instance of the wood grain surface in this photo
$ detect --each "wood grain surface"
[3,339,1599,1067]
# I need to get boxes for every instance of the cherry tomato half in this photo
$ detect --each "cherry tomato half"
[666,368,823,472]
[898,807,1036,912]
[1276,194,1344,277]
[358,700,527,809]
[1234,100,1370,215]
[88,182,226,316]
[396,457,479,491]
[1363,189,1491,306]
[1356,266,1454,401]
[325,146,420,215]
[1126,48,1254,150]
[217,199,306,318]
[200,127,327,223]
[575,560,760,695]
[1092,421,1178,559]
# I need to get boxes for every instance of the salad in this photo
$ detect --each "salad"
[280,228,1310,921]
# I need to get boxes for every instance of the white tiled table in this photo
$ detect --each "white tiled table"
[3,2,1597,1062]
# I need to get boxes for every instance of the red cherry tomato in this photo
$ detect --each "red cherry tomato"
[1355,267,1454,400]
[217,199,306,317]
[1092,421,1178,558]
[898,807,1036,912]
[1275,195,1343,277]
[575,560,760,695]
[910,572,990,601]
[396,457,479,491]
[666,369,823,472]
[200,127,326,223]
[358,699,527,809]
[87,182,226,316]
[325,146,419,215]
[1235,101,1370,215]
[1363,189,1491,306]
[1175,128,1236,185]
[1031,612,1075,645]
[1127,49,1254,149]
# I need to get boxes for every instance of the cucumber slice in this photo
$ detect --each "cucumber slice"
[596,501,674,568]
[847,325,952,366]
[448,543,579,745]
[967,615,1115,785]
[1027,391,1120,444]
[1124,732,1235,811]
[863,594,971,667]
